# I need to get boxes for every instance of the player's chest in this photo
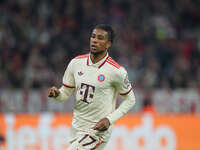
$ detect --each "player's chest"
[73,66,111,89]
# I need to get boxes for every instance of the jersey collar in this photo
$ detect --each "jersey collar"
[87,53,109,69]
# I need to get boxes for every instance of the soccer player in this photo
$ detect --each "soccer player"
[48,24,136,150]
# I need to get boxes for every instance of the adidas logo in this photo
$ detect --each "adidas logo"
[78,71,84,76]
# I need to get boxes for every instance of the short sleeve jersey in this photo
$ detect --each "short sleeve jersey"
[62,53,132,141]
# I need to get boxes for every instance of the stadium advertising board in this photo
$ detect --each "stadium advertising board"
[0,113,200,150]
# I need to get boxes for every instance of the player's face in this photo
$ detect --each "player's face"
[90,29,111,55]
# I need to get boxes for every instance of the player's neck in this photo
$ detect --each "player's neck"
[90,51,107,64]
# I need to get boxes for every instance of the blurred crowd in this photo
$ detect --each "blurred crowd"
[0,0,200,91]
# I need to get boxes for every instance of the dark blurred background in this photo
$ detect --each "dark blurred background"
[0,0,200,113]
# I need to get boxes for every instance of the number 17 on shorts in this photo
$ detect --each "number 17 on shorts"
[67,134,105,150]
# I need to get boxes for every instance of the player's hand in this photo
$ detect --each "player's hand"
[92,118,110,131]
[48,86,60,98]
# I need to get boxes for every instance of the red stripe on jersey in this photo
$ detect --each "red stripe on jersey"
[120,88,133,95]
[98,56,109,69]
[106,61,119,69]
[62,83,75,88]
[106,60,120,69]
[108,57,121,67]
[87,55,89,66]
[75,54,89,59]
[106,59,121,69]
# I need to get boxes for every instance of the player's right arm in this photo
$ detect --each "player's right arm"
[48,86,74,101]
[48,59,75,102]
[48,86,60,97]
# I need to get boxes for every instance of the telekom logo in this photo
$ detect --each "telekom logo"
[80,83,95,103]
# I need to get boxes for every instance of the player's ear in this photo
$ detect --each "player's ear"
[106,41,111,49]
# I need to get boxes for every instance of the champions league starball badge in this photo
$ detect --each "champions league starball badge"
[124,74,131,89]
[98,74,105,82]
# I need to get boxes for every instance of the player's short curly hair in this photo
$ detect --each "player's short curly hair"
[94,24,115,43]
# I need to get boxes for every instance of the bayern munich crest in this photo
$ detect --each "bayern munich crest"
[98,74,105,82]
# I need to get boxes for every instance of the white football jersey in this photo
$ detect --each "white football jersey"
[58,53,134,141]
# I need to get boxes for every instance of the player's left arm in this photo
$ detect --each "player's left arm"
[93,91,135,131]
[106,90,136,124]
[93,67,136,131]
